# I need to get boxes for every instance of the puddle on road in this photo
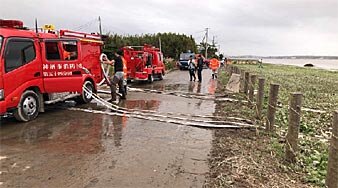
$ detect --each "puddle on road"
[130,69,218,96]
[120,99,161,111]
[207,79,217,95]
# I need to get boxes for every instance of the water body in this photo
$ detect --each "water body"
[262,58,338,71]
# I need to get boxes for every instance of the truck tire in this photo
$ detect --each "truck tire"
[14,90,40,122]
[78,81,94,104]
[158,73,163,80]
[148,74,154,83]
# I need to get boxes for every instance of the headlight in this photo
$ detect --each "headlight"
[0,89,4,100]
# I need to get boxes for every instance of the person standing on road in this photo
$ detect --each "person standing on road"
[197,55,204,82]
[121,56,128,95]
[188,55,196,81]
[102,50,126,103]
[209,57,220,79]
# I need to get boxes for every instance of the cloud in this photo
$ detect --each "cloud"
[1,0,337,55]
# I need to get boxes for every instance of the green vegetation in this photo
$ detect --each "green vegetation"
[164,58,177,71]
[234,63,338,187]
[101,32,223,60]
[102,33,197,59]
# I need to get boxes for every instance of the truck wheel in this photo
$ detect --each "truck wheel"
[78,81,94,104]
[14,90,40,122]
[158,72,164,80]
[148,74,154,83]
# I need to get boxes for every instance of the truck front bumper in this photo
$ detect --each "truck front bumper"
[0,101,6,115]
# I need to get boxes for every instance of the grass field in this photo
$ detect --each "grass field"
[225,63,338,186]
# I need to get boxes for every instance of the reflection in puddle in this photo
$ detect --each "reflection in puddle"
[131,81,165,91]
[101,99,161,147]
[163,84,184,91]
[102,114,127,147]
[120,100,161,111]
[188,82,202,93]
[207,79,217,95]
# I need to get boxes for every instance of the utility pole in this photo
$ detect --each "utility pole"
[218,44,221,55]
[159,36,162,52]
[98,16,102,36]
[205,28,209,59]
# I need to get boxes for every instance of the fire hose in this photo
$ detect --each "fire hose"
[88,54,255,128]
[73,86,257,129]
[98,53,111,86]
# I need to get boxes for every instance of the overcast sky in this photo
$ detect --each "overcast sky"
[1,0,338,56]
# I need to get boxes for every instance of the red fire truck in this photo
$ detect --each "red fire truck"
[0,20,103,121]
[122,44,165,83]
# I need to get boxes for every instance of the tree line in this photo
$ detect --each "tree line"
[102,33,199,59]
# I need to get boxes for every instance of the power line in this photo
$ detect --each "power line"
[192,30,206,34]
[72,18,98,31]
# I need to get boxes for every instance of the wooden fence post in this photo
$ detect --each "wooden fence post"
[248,74,257,105]
[244,72,250,95]
[236,67,240,74]
[265,83,280,131]
[240,70,245,92]
[326,110,338,188]
[285,92,303,163]
[233,66,237,74]
[256,78,265,119]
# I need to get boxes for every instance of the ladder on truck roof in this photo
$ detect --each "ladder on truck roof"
[60,30,103,44]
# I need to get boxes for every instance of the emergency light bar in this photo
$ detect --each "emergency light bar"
[0,19,24,28]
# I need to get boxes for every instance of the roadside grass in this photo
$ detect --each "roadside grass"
[164,58,177,71]
[208,68,313,187]
[232,63,338,187]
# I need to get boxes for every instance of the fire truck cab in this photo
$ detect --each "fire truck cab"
[123,44,165,83]
[0,20,103,121]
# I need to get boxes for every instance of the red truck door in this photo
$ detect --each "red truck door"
[2,37,42,107]
[41,39,83,93]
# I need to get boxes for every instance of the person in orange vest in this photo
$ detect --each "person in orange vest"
[121,56,128,95]
[209,57,220,79]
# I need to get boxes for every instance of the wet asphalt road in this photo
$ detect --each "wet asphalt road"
[0,69,218,188]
